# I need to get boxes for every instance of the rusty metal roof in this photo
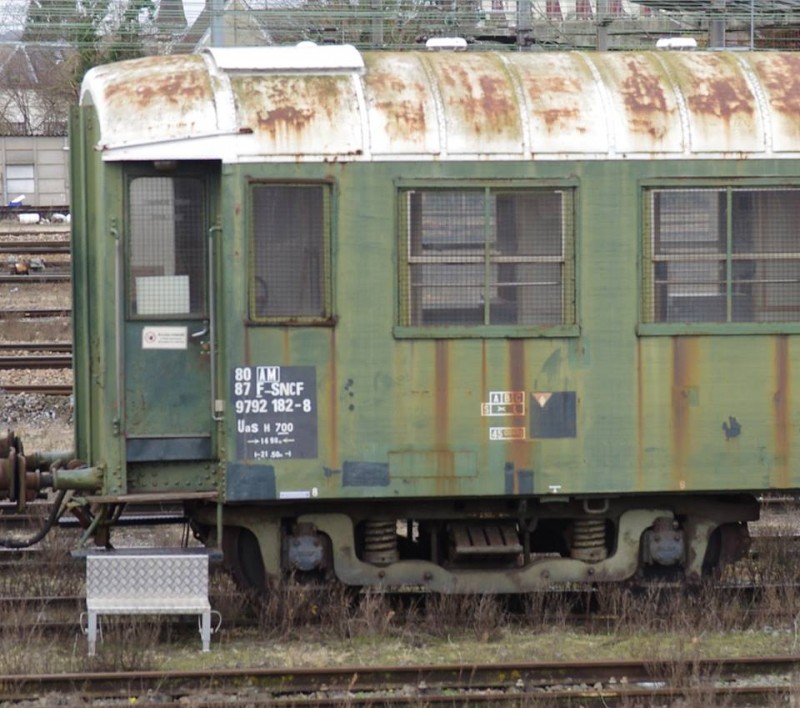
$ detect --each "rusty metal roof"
[80,45,800,161]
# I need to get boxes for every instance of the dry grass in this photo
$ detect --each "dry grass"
[0,509,800,678]
[81,619,161,672]
[1,525,799,674]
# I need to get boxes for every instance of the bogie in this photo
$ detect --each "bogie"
[190,493,755,593]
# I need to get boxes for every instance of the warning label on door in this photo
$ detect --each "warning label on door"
[231,366,317,460]
[142,326,188,350]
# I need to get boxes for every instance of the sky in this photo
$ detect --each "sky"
[0,0,207,39]
[180,0,204,24]
[0,0,27,38]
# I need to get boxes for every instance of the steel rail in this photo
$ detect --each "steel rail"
[0,354,72,369]
[0,308,71,319]
[0,274,70,283]
[1,657,799,703]
[0,241,70,254]
[0,384,72,395]
[0,207,69,219]
[0,343,71,353]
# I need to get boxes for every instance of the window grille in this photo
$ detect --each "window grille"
[398,187,575,328]
[250,184,330,321]
[643,187,800,324]
[128,176,206,318]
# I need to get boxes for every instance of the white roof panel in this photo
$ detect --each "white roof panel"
[79,46,800,162]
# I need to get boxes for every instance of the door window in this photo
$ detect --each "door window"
[128,176,207,318]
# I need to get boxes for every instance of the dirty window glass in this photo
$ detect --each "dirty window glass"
[250,184,330,321]
[6,164,35,198]
[643,187,800,324]
[398,188,575,327]
[128,176,206,318]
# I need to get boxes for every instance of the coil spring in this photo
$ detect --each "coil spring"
[570,518,608,562]
[363,519,399,566]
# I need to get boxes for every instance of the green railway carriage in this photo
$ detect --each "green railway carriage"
[9,45,800,590]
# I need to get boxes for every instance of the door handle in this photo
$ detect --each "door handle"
[192,324,209,339]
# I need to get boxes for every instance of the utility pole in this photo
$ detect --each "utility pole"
[596,0,610,51]
[517,0,531,48]
[709,0,726,48]
[210,0,223,47]
[371,0,383,47]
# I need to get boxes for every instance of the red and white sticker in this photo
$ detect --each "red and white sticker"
[142,326,188,350]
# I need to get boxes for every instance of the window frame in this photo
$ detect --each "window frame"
[394,179,580,339]
[6,164,35,201]
[124,170,210,322]
[246,179,334,326]
[639,178,800,336]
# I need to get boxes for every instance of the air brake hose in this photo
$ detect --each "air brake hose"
[0,488,68,548]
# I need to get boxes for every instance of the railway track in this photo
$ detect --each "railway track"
[0,237,71,283]
[0,354,71,369]
[2,583,799,638]
[0,384,71,395]
[0,232,72,396]
[0,343,73,393]
[0,308,71,319]
[0,232,73,394]
[0,342,71,352]
[1,657,798,704]
[0,342,71,376]
[0,273,70,283]
[0,241,70,254]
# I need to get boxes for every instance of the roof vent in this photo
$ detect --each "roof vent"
[204,44,364,73]
[656,37,697,50]
[425,37,468,51]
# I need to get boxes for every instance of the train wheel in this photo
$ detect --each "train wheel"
[222,525,267,593]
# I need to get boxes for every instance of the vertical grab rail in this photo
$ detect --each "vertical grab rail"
[209,224,224,549]
[208,224,223,422]
[111,225,123,437]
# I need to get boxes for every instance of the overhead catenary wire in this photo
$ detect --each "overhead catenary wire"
[2,0,800,53]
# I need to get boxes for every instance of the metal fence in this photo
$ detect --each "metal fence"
[190,0,800,51]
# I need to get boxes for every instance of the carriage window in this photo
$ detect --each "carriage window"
[6,165,35,200]
[250,184,330,321]
[128,176,206,317]
[642,187,800,324]
[398,187,575,328]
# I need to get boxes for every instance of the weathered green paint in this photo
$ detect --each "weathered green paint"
[51,465,103,491]
[68,146,800,500]
[123,324,212,437]
[71,108,127,495]
[60,49,800,588]
[201,159,800,502]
